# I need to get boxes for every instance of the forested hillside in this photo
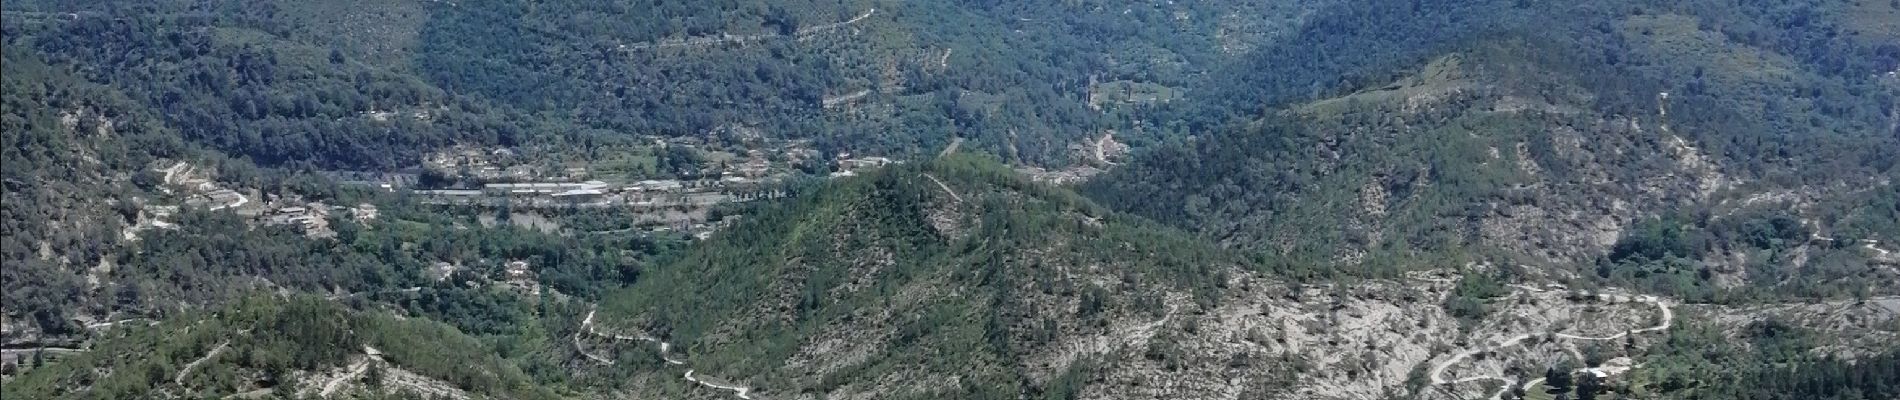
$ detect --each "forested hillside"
[1,45,673,331]
[1088,0,1900,301]
[3,46,195,333]
[0,0,1316,351]
[2,0,1332,168]
[3,0,1897,399]
[593,155,1243,398]
[585,158,1900,400]
[2,296,559,399]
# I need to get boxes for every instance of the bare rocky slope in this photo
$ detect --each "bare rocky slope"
[5,1,1897,399]
[6,156,1893,400]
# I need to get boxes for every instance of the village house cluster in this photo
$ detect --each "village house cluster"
[257,201,379,238]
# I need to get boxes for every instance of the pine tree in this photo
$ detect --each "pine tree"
[365,362,386,386]
[1547,366,1574,395]
[1577,372,1602,400]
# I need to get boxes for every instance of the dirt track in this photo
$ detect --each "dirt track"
[1423,284,1674,399]
[580,307,753,399]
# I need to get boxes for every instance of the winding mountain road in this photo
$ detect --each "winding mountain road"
[623,8,875,51]
[574,332,616,365]
[209,192,249,211]
[794,9,877,36]
[579,307,750,398]
[686,370,755,400]
[85,318,154,331]
[1426,287,1673,399]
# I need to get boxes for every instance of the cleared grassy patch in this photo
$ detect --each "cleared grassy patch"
[1523,382,1558,400]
